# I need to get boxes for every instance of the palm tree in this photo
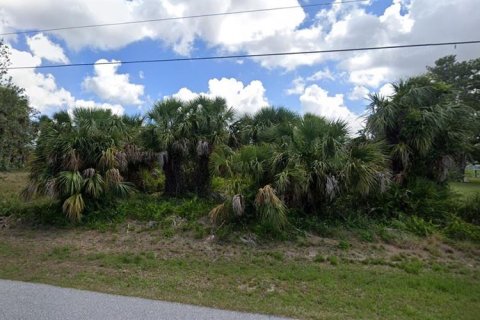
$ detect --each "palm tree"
[24,108,144,221]
[366,76,475,184]
[145,96,233,196]
[211,110,388,228]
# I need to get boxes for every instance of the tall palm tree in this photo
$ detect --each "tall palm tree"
[145,96,233,196]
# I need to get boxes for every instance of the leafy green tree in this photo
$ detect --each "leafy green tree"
[0,40,36,170]
[427,55,480,110]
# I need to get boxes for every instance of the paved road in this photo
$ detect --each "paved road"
[0,280,291,320]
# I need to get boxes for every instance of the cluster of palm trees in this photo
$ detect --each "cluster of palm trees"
[24,75,477,228]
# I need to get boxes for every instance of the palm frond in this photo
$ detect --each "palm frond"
[254,185,288,231]
[62,193,85,222]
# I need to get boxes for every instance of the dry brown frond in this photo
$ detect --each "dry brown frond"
[105,168,123,186]
[232,194,245,217]
[209,203,229,225]
[63,149,81,171]
[82,168,96,178]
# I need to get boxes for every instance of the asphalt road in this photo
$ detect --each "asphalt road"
[0,279,291,320]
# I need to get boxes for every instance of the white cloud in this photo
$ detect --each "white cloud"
[299,84,363,133]
[82,59,144,105]
[307,68,335,82]
[285,77,305,95]
[379,83,395,98]
[349,85,370,101]
[8,46,123,115]
[3,0,479,77]
[26,33,69,64]
[170,77,268,115]
[8,47,75,113]
[171,87,199,102]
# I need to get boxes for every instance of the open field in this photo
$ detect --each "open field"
[1,171,480,319]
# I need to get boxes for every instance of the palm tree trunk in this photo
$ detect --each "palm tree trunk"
[163,158,182,196]
[195,155,211,197]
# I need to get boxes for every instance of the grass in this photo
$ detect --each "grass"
[0,230,479,320]
[0,171,54,217]
[451,169,480,198]
[450,181,480,198]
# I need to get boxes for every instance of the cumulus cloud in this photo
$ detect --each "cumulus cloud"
[8,47,74,113]
[82,59,144,105]
[2,0,479,79]
[285,77,306,95]
[26,33,69,64]
[299,84,363,133]
[348,85,370,101]
[379,83,395,99]
[8,46,123,115]
[0,0,304,54]
[170,77,268,115]
[307,68,336,82]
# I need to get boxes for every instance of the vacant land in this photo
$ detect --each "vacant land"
[1,171,480,320]
[1,227,480,320]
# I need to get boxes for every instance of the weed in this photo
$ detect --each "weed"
[338,240,351,250]
[399,258,423,274]
[328,256,339,266]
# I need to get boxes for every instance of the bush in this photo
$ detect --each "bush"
[443,215,480,242]
[369,178,455,220]
[138,168,165,193]
[456,194,480,225]
[394,215,438,237]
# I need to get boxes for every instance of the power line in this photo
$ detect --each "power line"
[0,0,368,36]
[7,41,480,71]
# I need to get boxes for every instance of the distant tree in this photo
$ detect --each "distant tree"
[0,39,36,170]
[427,55,480,110]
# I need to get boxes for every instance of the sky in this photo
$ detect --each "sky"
[1,0,480,132]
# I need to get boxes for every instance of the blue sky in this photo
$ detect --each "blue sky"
[2,0,479,131]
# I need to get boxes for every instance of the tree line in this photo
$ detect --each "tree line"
[1,38,479,230]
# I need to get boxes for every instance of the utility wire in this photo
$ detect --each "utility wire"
[0,0,368,36]
[7,40,480,70]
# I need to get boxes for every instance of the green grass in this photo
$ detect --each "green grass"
[0,171,54,217]
[450,180,480,199]
[0,238,479,320]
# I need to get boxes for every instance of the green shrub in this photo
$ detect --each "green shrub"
[398,215,438,237]
[370,178,455,220]
[338,240,351,250]
[456,194,480,225]
[139,168,165,193]
[443,215,480,242]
